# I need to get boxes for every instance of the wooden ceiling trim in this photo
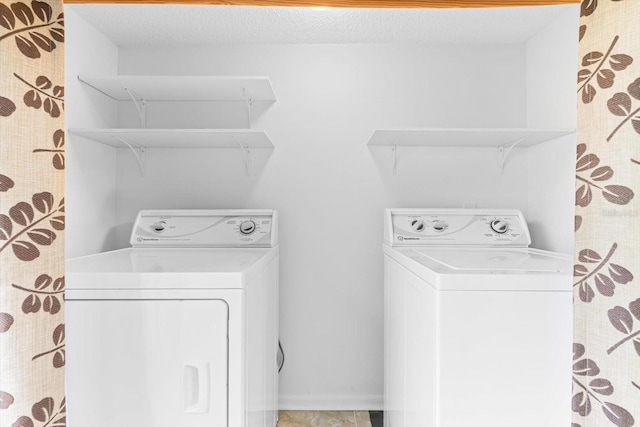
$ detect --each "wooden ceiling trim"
[62,0,580,7]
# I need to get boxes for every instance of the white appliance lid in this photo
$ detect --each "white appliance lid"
[67,248,273,274]
[66,247,278,290]
[412,247,571,273]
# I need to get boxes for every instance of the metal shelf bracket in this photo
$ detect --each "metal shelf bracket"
[390,136,402,175]
[115,137,146,176]
[124,87,147,128]
[392,144,398,175]
[233,136,251,176]
[243,88,253,129]
[498,137,525,174]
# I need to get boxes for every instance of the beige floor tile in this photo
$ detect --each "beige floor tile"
[278,410,372,427]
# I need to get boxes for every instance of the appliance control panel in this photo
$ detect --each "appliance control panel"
[130,209,277,248]
[384,209,531,247]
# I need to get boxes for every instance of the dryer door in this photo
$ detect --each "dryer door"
[66,299,228,427]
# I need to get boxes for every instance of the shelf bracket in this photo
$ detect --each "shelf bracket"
[115,137,146,176]
[233,136,251,176]
[243,88,253,129]
[124,87,147,128]
[389,137,402,175]
[498,137,525,175]
[392,144,398,175]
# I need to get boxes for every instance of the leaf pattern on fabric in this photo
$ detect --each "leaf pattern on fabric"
[607,298,640,356]
[32,129,64,170]
[579,25,587,42]
[10,396,65,427]
[606,77,640,142]
[577,36,633,104]
[0,1,64,59]
[13,73,63,118]
[0,192,65,261]
[572,343,636,426]
[581,0,598,17]
[573,243,633,303]
[602,403,635,427]
[575,143,634,208]
[576,0,637,426]
[0,390,15,409]
[11,274,64,315]
[32,324,65,368]
[1,0,65,424]
[0,95,16,117]
[0,313,14,333]
[0,173,15,192]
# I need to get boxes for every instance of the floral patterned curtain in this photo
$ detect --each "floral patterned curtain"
[0,1,66,426]
[574,1,640,427]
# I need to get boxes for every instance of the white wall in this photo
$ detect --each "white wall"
[115,43,528,409]
[64,7,119,258]
[526,5,579,254]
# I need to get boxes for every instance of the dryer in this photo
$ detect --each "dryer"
[66,209,279,427]
[383,209,572,427]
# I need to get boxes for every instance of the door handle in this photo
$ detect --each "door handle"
[183,362,210,413]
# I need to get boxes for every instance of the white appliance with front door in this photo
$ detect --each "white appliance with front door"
[66,209,279,427]
[383,209,572,427]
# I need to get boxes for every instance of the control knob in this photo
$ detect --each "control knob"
[432,221,448,232]
[239,220,256,235]
[151,221,166,233]
[410,219,425,232]
[490,219,509,234]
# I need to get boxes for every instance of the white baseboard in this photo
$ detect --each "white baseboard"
[279,394,383,411]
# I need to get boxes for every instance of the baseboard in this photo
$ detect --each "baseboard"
[279,394,383,411]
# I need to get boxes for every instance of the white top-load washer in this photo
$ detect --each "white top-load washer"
[383,209,572,427]
[66,210,279,427]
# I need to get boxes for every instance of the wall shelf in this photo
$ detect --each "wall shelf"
[367,128,574,147]
[68,128,274,148]
[73,74,277,176]
[68,128,272,176]
[367,128,575,174]
[77,75,276,101]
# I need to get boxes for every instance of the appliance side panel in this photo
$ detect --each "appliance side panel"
[384,256,407,427]
[245,254,279,427]
[404,263,437,427]
[384,256,436,427]
[438,289,572,427]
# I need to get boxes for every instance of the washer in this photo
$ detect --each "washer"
[383,209,572,427]
[66,209,279,427]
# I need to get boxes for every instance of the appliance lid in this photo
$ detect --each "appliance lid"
[65,247,278,291]
[66,247,275,274]
[130,209,278,248]
[412,247,572,273]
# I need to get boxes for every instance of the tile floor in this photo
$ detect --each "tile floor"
[277,411,373,427]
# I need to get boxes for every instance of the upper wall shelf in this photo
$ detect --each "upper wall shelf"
[68,128,274,148]
[77,75,277,101]
[367,128,575,147]
[74,75,277,175]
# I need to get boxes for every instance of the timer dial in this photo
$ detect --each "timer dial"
[490,219,509,234]
[239,220,256,235]
[151,221,166,233]
[433,221,448,232]
[410,219,425,232]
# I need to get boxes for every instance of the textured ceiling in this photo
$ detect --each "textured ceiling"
[67,4,577,47]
